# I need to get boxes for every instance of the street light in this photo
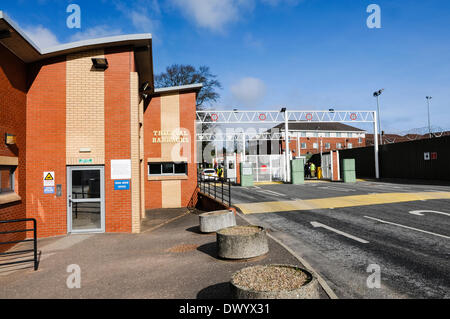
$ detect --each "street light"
[373,89,384,145]
[426,96,432,138]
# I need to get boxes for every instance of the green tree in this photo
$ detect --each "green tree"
[154,64,222,110]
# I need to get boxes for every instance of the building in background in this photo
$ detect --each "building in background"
[253,122,366,157]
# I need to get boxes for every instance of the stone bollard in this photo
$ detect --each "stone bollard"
[199,210,236,233]
[230,265,321,299]
[217,225,269,259]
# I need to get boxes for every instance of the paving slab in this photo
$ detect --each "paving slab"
[0,210,329,299]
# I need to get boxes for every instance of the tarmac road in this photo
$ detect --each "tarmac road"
[231,181,450,298]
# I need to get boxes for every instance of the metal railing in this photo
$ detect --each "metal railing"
[0,218,38,271]
[198,173,232,207]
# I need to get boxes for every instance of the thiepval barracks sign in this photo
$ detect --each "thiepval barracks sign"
[152,129,190,144]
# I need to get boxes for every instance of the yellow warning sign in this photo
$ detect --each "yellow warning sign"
[43,171,55,187]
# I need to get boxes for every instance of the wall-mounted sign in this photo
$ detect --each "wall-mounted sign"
[44,186,55,194]
[424,152,430,161]
[5,133,16,145]
[43,171,55,187]
[152,130,189,144]
[114,180,130,190]
[111,159,131,180]
[79,158,93,164]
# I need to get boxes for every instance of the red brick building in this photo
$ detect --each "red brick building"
[264,122,366,157]
[0,11,200,246]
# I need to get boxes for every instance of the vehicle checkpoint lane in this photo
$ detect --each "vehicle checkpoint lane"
[239,200,450,299]
[230,181,450,298]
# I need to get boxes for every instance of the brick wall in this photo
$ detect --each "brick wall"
[180,92,197,207]
[144,96,162,210]
[104,48,133,233]
[282,137,365,156]
[0,43,27,251]
[66,50,105,165]
[144,91,198,211]
[26,57,67,238]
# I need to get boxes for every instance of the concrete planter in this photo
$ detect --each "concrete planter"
[199,210,236,233]
[230,265,321,299]
[217,226,269,259]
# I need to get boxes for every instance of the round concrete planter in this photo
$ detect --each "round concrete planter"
[199,210,236,233]
[217,225,269,259]
[230,265,321,299]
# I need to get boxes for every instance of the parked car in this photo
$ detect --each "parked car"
[201,169,218,180]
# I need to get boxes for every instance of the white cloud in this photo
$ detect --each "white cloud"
[170,0,254,32]
[22,25,60,49]
[114,0,160,33]
[129,10,156,31]
[231,77,267,106]
[69,26,123,42]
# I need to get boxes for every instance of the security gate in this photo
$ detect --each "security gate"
[246,154,286,182]
[322,154,332,180]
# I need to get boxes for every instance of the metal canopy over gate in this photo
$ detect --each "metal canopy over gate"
[196,110,380,181]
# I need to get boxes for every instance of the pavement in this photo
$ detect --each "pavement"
[0,208,329,299]
[231,180,450,298]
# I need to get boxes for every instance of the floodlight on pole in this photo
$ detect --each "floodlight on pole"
[373,89,384,145]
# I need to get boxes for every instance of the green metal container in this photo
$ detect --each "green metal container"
[240,162,254,187]
[342,159,355,172]
[291,159,305,185]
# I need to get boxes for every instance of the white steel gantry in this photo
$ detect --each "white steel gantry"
[196,110,380,181]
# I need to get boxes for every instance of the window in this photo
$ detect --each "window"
[336,143,342,149]
[301,143,307,149]
[325,143,331,149]
[300,132,306,137]
[313,143,318,149]
[358,137,363,144]
[336,132,342,138]
[0,166,15,194]
[324,132,331,137]
[149,162,187,176]
[347,143,353,149]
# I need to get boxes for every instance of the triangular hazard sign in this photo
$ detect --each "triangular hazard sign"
[45,173,54,180]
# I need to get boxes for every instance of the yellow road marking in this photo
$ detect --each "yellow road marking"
[235,192,450,215]
[254,181,284,185]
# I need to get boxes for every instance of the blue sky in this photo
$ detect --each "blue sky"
[2,0,450,133]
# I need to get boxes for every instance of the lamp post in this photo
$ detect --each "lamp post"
[373,89,384,145]
[426,96,432,138]
[281,107,289,182]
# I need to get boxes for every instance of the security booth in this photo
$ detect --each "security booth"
[224,153,237,183]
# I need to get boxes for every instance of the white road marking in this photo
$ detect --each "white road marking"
[310,222,370,244]
[256,189,287,197]
[364,216,450,239]
[318,186,355,192]
[409,210,450,217]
